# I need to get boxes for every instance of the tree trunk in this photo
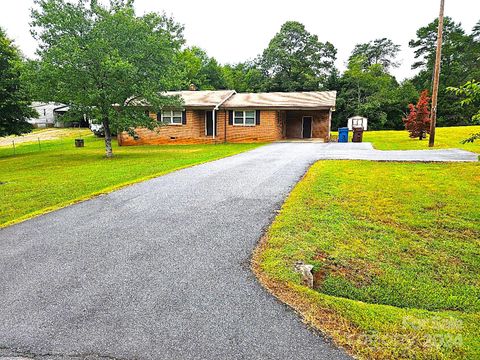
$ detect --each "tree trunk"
[103,117,113,158]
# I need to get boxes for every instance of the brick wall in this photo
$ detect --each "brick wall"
[118,108,330,145]
[221,110,283,143]
[285,110,330,140]
[118,110,216,146]
[286,116,302,138]
[118,109,283,145]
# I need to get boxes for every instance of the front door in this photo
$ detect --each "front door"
[302,116,312,138]
[205,111,213,136]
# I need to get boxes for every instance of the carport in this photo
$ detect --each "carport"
[281,109,332,140]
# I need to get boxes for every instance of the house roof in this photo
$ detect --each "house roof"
[129,90,337,110]
[53,105,70,112]
[221,91,336,110]
[163,90,235,108]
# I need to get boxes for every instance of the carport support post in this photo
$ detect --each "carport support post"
[328,109,332,141]
[429,0,445,147]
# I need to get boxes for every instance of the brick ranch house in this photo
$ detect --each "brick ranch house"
[118,90,336,145]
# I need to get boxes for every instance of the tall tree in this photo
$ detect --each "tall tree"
[472,20,480,40]
[30,0,184,157]
[349,38,401,70]
[221,62,267,93]
[472,20,480,41]
[409,17,479,126]
[0,28,36,137]
[178,47,227,90]
[259,21,337,92]
[471,20,480,71]
[333,56,417,130]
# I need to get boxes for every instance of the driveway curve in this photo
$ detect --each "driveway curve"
[0,143,476,359]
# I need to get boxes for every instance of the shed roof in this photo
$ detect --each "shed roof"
[221,91,336,109]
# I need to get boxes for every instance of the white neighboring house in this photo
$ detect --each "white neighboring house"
[28,102,68,128]
[28,102,90,128]
[347,116,368,131]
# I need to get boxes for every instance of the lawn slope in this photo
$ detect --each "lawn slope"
[363,126,480,153]
[0,133,261,227]
[254,161,480,359]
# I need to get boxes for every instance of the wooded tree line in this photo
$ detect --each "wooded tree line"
[0,27,36,136]
[1,0,478,155]
[178,18,480,130]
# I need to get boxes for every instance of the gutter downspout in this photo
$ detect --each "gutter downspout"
[213,90,236,141]
[224,110,227,143]
[212,108,216,139]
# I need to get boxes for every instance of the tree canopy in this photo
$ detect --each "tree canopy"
[409,16,480,126]
[30,0,184,157]
[178,47,227,90]
[258,21,337,92]
[349,38,401,71]
[0,28,36,137]
[448,80,480,143]
[332,56,417,130]
[221,62,267,93]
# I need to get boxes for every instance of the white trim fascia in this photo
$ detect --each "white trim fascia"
[214,90,236,110]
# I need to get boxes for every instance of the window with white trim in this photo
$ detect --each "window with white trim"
[161,110,183,125]
[233,110,256,126]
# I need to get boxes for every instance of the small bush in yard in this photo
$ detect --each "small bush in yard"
[403,90,431,140]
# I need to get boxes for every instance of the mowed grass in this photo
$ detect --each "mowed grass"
[0,133,261,227]
[363,126,480,153]
[255,161,480,359]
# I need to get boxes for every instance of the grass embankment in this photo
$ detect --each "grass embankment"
[363,126,480,153]
[0,133,261,227]
[0,128,92,146]
[254,161,480,359]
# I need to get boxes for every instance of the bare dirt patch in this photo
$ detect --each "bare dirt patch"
[0,128,91,147]
[313,252,383,289]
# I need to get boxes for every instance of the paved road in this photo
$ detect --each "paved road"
[0,143,477,360]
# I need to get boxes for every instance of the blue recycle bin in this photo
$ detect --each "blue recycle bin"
[338,127,349,143]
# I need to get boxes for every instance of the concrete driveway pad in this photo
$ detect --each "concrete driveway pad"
[0,143,476,359]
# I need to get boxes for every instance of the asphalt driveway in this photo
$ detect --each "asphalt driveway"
[0,143,476,359]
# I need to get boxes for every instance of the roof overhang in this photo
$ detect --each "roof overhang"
[126,90,337,111]
[218,106,334,111]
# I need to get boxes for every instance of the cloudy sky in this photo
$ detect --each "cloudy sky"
[1,0,479,80]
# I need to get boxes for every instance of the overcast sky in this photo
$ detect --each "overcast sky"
[1,0,479,80]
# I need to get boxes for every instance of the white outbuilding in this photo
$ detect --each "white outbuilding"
[28,102,66,128]
[347,116,368,131]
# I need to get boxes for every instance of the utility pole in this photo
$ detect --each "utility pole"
[429,0,445,147]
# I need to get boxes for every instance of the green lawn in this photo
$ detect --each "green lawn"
[362,126,480,153]
[0,133,261,227]
[255,161,480,359]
